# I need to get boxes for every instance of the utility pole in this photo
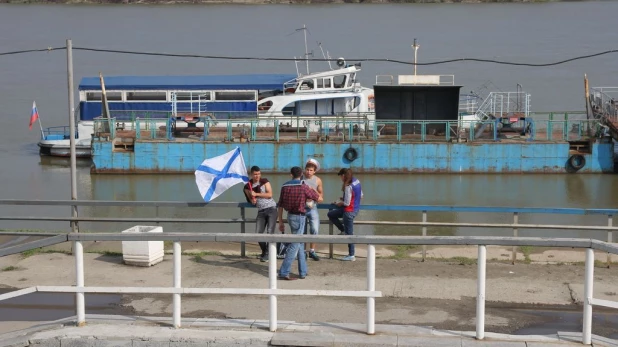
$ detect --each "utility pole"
[412,38,420,76]
[67,39,78,233]
[303,24,309,75]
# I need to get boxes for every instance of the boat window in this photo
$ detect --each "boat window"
[86,91,122,101]
[126,91,167,101]
[354,96,361,109]
[282,102,296,116]
[299,80,314,90]
[348,73,356,87]
[333,75,347,89]
[324,78,331,88]
[215,91,256,101]
[175,92,211,101]
[317,79,324,89]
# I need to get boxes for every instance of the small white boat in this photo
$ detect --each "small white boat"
[38,123,92,158]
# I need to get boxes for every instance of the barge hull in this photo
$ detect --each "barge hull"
[91,141,614,174]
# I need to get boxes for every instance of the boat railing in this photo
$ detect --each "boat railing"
[589,87,618,122]
[92,112,600,143]
[475,91,531,123]
[41,126,77,140]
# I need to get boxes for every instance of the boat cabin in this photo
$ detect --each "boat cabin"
[78,74,296,121]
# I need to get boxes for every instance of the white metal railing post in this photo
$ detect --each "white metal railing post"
[173,242,181,328]
[240,207,246,257]
[75,240,85,326]
[367,244,376,335]
[582,248,594,345]
[421,211,427,261]
[476,245,486,340]
[268,242,277,332]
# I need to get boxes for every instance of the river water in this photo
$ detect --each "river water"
[0,2,617,239]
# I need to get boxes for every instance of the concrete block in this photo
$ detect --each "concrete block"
[270,332,334,346]
[121,226,164,267]
[60,339,132,347]
[28,339,60,347]
[461,339,526,347]
[526,343,580,347]
[132,341,170,347]
[332,333,397,346]
[0,336,29,347]
[398,336,463,347]
[591,335,618,347]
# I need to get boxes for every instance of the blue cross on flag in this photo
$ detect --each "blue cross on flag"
[195,147,249,203]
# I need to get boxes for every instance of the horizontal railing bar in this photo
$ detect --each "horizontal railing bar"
[35,286,382,297]
[1,218,616,232]
[54,233,604,250]
[0,235,69,257]
[0,200,616,215]
[589,298,618,310]
[591,240,618,254]
[0,287,37,301]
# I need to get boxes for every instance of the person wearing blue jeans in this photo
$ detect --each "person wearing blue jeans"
[327,168,362,261]
[277,166,320,280]
[301,158,323,261]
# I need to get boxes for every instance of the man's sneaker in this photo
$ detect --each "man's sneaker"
[309,251,320,261]
[338,232,346,235]
[260,254,269,262]
[341,255,356,261]
[277,253,285,259]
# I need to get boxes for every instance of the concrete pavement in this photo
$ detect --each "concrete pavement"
[0,314,617,347]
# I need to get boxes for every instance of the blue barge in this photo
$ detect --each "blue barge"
[86,71,615,174]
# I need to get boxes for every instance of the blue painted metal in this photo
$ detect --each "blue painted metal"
[78,74,297,91]
[91,141,615,174]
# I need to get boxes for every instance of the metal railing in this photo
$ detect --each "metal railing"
[0,200,616,265]
[90,114,600,143]
[0,230,616,344]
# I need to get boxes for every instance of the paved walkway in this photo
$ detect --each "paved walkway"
[0,314,616,347]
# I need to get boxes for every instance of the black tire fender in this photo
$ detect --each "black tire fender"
[568,154,586,171]
[344,147,358,162]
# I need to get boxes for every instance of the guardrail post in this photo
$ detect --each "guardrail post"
[512,212,518,264]
[422,210,427,262]
[329,218,334,259]
[173,242,181,328]
[582,248,594,345]
[476,245,486,340]
[268,242,277,332]
[607,215,613,267]
[75,240,85,326]
[367,244,376,335]
[240,207,246,257]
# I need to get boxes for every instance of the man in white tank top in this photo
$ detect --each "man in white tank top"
[301,158,323,261]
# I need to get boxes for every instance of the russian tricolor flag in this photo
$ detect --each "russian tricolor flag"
[29,101,39,131]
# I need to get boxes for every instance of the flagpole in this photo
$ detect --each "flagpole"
[66,38,79,234]
[37,110,45,140]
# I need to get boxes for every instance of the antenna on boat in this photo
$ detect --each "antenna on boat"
[302,24,310,74]
[412,38,420,76]
[318,42,333,70]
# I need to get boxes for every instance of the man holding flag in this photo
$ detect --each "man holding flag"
[195,147,249,203]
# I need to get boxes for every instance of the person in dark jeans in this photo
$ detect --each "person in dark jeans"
[328,168,362,261]
[244,166,277,262]
[277,166,320,280]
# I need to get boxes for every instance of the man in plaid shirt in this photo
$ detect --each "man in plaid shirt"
[277,166,320,280]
